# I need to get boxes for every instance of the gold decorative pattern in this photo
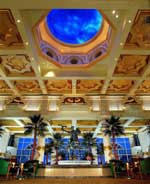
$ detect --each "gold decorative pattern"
[77,80,103,94]
[77,120,98,126]
[50,120,71,126]
[114,55,149,76]
[0,120,18,126]
[0,9,23,48]
[79,127,95,132]
[0,55,34,76]
[125,127,141,132]
[107,80,134,93]
[14,80,41,93]
[125,10,150,49]
[136,80,150,93]
[130,119,148,126]
[45,80,72,94]
[0,80,11,93]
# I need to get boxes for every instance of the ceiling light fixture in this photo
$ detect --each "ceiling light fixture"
[115,14,119,18]
[45,71,55,77]
[128,20,132,23]
[112,10,116,15]
[120,42,123,46]
[17,19,21,23]
[25,42,29,46]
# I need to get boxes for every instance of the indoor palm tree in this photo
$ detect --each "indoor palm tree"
[0,125,4,137]
[103,115,124,160]
[24,114,47,160]
[44,141,54,165]
[53,133,63,164]
[83,132,96,155]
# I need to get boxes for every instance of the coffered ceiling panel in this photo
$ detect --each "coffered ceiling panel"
[0,9,23,48]
[0,55,34,76]
[7,127,24,131]
[79,127,95,132]
[107,80,134,93]
[0,80,11,93]
[77,120,98,126]
[77,80,103,94]
[125,127,141,132]
[45,80,72,94]
[125,10,150,49]
[136,80,150,93]
[50,120,72,126]
[130,119,149,126]
[0,120,17,126]
[114,55,150,76]
[14,80,41,94]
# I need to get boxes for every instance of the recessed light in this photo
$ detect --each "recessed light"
[120,42,123,46]
[128,20,132,23]
[45,71,55,77]
[112,10,116,15]
[115,14,119,18]
[17,19,21,23]
[25,42,29,46]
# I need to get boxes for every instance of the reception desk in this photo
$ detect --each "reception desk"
[58,160,91,165]
[38,166,112,177]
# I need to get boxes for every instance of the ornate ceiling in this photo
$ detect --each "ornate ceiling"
[0,0,149,135]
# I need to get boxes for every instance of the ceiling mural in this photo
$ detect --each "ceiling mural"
[107,80,134,93]
[0,55,34,76]
[45,80,72,94]
[136,80,150,93]
[14,80,41,93]
[77,80,104,94]
[33,9,114,67]
[114,55,149,76]
[0,9,23,48]
[0,80,11,93]
[125,10,150,49]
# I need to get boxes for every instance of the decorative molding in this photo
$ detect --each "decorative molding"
[0,9,23,48]
[114,55,149,76]
[125,10,150,49]
[14,80,41,93]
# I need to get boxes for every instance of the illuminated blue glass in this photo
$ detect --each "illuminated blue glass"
[46,9,103,45]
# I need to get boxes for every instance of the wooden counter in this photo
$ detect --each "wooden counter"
[38,167,112,177]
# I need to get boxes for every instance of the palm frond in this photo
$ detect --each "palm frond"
[103,115,124,137]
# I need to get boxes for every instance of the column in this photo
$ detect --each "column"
[36,136,45,163]
[103,134,112,163]
[0,132,10,157]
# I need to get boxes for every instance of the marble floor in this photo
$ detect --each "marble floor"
[0,178,150,184]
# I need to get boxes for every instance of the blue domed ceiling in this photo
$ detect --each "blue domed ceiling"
[34,9,114,67]
[46,9,103,45]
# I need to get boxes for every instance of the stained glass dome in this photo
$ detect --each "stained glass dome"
[46,9,103,45]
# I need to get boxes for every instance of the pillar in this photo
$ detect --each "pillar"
[0,132,10,157]
[36,136,45,163]
[103,134,112,163]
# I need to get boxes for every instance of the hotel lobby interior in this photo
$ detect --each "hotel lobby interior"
[0,0,150,183]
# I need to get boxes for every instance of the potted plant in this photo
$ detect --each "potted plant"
[44,141,54,165]
[97,142,104,165]
[83,132,96,155]
[24,114,48,160]
[57,151,65,161]
[53,133,63,164]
